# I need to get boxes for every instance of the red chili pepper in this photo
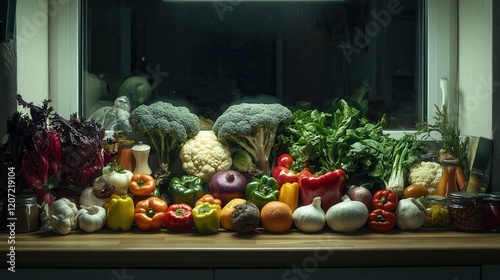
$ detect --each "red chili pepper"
[368,209,396,232]
[299,168,346,212]
[164,203,194,232]
[372,189,398,212]
[271,154,299,188]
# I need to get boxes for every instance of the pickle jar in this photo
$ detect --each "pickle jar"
[483,192,500,232]
[16,194,40,233]
[422,195,450,230]
[448,192,486,232]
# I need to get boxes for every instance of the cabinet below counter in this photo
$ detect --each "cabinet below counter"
[1,228,500,269]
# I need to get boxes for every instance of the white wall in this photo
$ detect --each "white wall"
[458,0,493,139]
[16,0,50,111]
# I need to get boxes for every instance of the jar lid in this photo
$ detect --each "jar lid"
[484,192,500,201]
[419,153,439,162]
[16,194,38,204]
[439,157,459,165]
[425,195,449,203]
[118,139,135,146]
[448,192,487,200]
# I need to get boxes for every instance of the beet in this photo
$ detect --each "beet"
[231,201,261,233]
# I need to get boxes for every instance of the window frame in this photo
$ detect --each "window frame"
[48,0,458,139]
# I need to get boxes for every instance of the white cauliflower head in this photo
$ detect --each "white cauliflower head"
[407,161,443,194]
[179,130,232,182]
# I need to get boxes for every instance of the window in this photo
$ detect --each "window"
[50,0,458,137]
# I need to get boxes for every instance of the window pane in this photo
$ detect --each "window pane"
[82,0,423,130]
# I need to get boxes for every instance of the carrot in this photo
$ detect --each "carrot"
[456,166,466,191]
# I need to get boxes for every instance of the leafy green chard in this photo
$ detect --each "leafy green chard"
[280,99,395,189]
[386,133,427,196]
[280,109,333,172]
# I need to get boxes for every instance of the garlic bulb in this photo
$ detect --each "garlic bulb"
[293,196,326,232]
[325,196,369,233]
[78,205,106,233]
[395,197,426,230]
[40,198,79,235]
[79,187,106,207]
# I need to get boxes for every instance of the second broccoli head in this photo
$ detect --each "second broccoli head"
[213,103,293,175]
[129,101,200,168]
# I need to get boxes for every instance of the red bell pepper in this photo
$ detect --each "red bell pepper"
[367,208,396,232]
[271,154,299,188]
[299,168,346,212]
[372,189,398,212]
[164,203,194,231]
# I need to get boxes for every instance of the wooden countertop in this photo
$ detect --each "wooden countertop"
[2,228,500,269]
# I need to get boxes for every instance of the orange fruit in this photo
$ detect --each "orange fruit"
[403,184,429,199]
[219,198,247,230]
[260,201,294,233]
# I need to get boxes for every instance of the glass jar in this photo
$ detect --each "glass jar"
[435,157,459,197]
[16,194,40,233]
[483,192,500,232]
[421,196,450,230]
[116,139,135,171]
[448,192,486,232]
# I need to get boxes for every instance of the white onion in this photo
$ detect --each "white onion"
[395,198,426,230]
[325,197,369,233]
[293,196,326,233]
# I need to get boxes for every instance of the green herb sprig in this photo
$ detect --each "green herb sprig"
[416,105,470,181]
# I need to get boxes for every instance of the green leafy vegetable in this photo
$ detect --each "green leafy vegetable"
[281,99,394,189]
[386,133,427,196]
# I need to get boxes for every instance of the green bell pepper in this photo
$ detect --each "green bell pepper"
[245,175,280,210]
[192,202,220,234]
[169,175,205,207]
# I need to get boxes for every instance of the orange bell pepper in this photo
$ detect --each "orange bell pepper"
[129,173,156,197]
[195,194,222,210]
[134,196,168,230]
[278,182,299,212]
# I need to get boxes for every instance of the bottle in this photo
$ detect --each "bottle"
[116,139,135,171]
[132,142,152,175]
[435,157,459,197]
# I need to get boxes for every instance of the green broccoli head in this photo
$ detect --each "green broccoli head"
[130,101,200,167]
[213,103,292,175]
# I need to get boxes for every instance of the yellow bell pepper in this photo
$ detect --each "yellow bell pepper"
[107,194,135,231]
[278,182,299,212]
[192,202,220,234]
